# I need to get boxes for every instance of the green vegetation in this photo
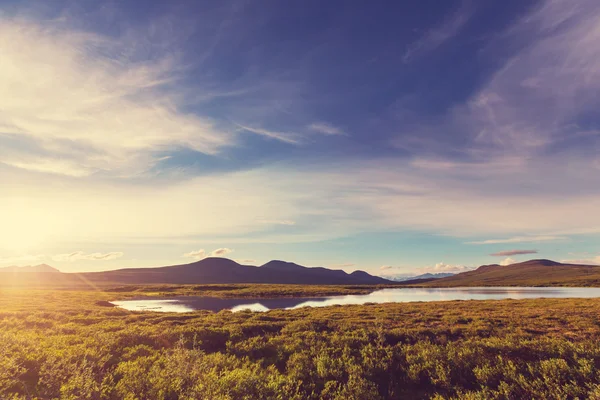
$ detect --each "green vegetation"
[105,283,400,298]
[3,287,600,399]
[415,260,600,288]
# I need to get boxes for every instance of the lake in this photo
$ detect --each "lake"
[110,287,600,313]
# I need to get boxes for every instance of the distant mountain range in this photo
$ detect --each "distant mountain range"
[0,264,59,273]
[413,259,600,287]
[6,258,598,288]
[0,258,391,287]
[387,273,455,282]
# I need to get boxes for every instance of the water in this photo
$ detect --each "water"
[110,287,600,313]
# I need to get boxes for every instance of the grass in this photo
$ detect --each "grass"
[104,283,402,298]
[3,286,600,399]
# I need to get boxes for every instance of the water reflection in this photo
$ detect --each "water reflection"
[111,287,600,313]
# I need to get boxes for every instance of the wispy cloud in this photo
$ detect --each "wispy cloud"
[490,249,538,257]
[183,247,233,260]
[464,0,600,157]
[236,124,302,145]
[308,123,344,136]
[380,265,393,271]
[468,236,564,245]
[403,1,472,63]
[211,248,233,257]
[2,1,600,253]
[182,249,206,260]
[0,17,233,177]
[52,251,124,262]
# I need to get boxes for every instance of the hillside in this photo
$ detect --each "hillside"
[0,258,391,287]
[416,259,600,287]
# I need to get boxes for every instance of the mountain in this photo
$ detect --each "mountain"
[414,259,600,287]
[0,264,59,273]
[0,258,391,287]
[387,273,455,282]
[81,258,391,285]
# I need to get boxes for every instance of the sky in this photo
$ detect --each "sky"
[1,0,600,276]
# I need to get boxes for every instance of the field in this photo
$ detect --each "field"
[3,287,600,399]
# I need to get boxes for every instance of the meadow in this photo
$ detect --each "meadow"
[3,287,600,399]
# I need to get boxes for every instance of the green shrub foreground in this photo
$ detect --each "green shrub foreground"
[2,289,600,399]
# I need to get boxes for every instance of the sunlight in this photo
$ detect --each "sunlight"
[0,206,56,253]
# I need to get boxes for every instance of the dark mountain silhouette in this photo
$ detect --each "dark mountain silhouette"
[0,258,391,287]
[81,258,391,285]
[415,259,600,287]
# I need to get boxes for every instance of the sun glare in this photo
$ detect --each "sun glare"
[0,206,57,254]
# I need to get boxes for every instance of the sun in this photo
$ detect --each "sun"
[0,211,54,254]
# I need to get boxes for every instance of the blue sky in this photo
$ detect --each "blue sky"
[1,0,600,275]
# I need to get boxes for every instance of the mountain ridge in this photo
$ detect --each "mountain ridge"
[0,257,391,287]
[415,259,600,287]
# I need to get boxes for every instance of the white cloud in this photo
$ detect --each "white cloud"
[182,249,206,260]
[468,236,565,245]
[458,0,600,157]
[52,251,124,262]
[561,256,600,266]
[211,248,233,257]
[183,247,233,260]
[0,17,232,177]
[308,123,343,135]
[3,155,600,252]
[499,257,517,266]
[418,263,473,274]
[2,2,600,253]
[236,124,302,145]
[380,265,393,271]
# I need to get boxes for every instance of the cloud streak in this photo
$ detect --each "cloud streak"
[308,123,344,136]
[490,249,538,257]
[403,1,472,63]
[455,0,600,158]
[236,124,302,145]
[52,251,124,262]
[468,236,564,245]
